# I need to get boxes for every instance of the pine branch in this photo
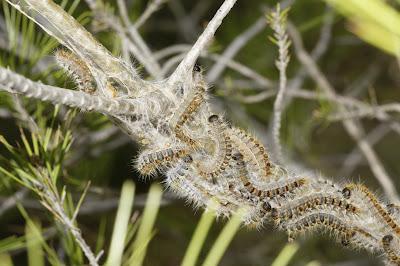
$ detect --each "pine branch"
[0,67,136,115]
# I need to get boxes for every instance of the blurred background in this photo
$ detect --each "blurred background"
[0,0,399,265]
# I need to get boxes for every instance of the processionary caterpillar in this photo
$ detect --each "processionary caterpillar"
[271,193,358,225]
[55,49,96,94]
[284,212,355,244]
[196,115,232,184]
[344,184,400,236]
[136,148,187,176]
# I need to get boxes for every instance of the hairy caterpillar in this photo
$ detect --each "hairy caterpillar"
[271,193,358,225]
[284,212,354,244]
[136,147,188,176]
[229,127,272,179]
[196,115,233,184]
[169,66,209,149]
[55,49,96,94]
[171,87,206,148]
[231,152,306,200]
[260,177,307,199]
[229,127,271,185]
[344,184,400,236]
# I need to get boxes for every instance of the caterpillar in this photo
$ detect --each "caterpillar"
[171,85,206,148]
[169,65,209,148]
[271,193,358,225]
[136,147,188,176]
[230,152,252,199]
[260,178,307,199]
[196,115,233,184]
[55,49,96,94]
[344,184,400,236]
[382,234,400,265]
[284,212,355,244]
[231,151,306,200]
[229,127,272,179]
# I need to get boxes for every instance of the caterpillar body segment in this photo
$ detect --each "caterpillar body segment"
[55,49,96,94]
[387,204,400,226]
[348,228,379,252]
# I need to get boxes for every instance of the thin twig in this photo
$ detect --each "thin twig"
[0,67,136,115]
[134,0,167,29]
[156,44,274,88]
[207,17,266,83]
[35,173,99,266]
[168,0,238,86]
[288,22,399,203]
[327,103,400,122]
[339,124,391,177]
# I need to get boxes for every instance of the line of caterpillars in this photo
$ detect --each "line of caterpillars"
[57,54,400,264]
[179,65,400,264]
